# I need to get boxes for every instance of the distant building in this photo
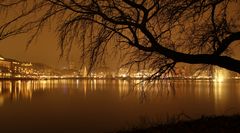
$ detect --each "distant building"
[0,55,61,78]
[78,66,88,77]
[118,67,129,78]
[92,66,115,78]
[0,56,12,77]
[0,56,11,69]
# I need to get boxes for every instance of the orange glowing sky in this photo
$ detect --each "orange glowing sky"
[0,1,239,69]
[0,29,81,68]
[0,27,239,69]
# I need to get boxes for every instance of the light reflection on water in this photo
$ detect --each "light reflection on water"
[0,79,239,132]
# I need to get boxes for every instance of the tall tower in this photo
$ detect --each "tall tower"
[83,66,87,77]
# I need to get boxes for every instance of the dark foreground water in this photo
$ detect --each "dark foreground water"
[0,79,240,133]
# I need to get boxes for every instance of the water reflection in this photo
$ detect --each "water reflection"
[0,79,239,132]
[0,79,239,107]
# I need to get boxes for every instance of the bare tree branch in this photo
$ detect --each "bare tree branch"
[0,0,239,75]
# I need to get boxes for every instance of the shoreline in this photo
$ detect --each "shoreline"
[117,114,240,133]
[0,77,240,81]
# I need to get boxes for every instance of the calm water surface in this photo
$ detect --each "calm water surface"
[0,79,240,133]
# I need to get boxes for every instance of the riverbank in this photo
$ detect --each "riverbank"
[117,115,240,133]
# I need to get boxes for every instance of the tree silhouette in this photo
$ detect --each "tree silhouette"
[0,0,240,76]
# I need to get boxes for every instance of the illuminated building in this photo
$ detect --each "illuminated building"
[0,55,12,78]
[118,67,129,78]
[92,66,114,78]
[0,57,11,69]
[0,55,59,79]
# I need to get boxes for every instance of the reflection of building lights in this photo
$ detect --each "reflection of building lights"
[83,80,87,96]
[118,80,129,96]
[213,80,225,112]
[0,96,4,106]
[16,80,21,90]
[121,74,127,78]
[92,80,97,90]
[215,76,224,82]
[40,80,47,89]
[9,82,12,93]
[0,86,1,93]
[214,68,228,82]
[26,81,31,90]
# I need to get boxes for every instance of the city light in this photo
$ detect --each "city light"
[215,75,225,82]
[0,55,239,80]
[214,68,228,82]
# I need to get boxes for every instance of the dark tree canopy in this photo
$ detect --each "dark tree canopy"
[0,0,240,77]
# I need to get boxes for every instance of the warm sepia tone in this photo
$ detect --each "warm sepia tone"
[0,0,240,133]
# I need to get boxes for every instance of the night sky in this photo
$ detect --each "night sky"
[0,29,239,69]
[0,29,82,68]
[0,1,239,70]
[0,30,240,69]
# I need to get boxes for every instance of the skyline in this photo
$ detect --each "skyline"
[0,1,239,132]
[0,0,239,73]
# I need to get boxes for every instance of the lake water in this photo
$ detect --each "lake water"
[0,79,240,133]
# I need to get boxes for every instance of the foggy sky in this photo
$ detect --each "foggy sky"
[0,1,239,70]
[0,28,239,69]
[0,29,120,70]
[0,29,81,69]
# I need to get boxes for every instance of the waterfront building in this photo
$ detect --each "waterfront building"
[0,56,12,78]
